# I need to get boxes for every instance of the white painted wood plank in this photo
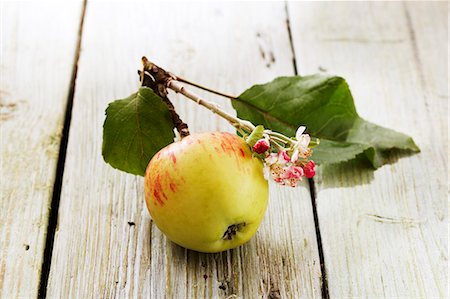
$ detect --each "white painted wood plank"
[404,1,448,141]
[289,2,448,298]
[0,2,82,298]
[47,2,322,298]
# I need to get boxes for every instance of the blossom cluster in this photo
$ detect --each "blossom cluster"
[250,126,316,187]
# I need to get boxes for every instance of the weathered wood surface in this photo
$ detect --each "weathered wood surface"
[289,2,448,298]
[2,2,448,298]
[0,2,82,298]
[47,2,322,298]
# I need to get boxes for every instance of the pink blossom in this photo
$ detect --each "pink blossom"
[252,139,270,154]
[269,164,282,176]
[264,151,313,187]
[287,179,299,187]
[278,151,291,164]
[265,153,278,165]
[281,165,304,179]
[280,166,304,187]
[292,166,305,178]
[258,125,316,187]
[291,126,311,162]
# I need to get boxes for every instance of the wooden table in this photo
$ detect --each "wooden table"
[1,1,448,298]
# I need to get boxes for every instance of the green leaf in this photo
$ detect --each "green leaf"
[102,87,175,176]
[233,75,420,168]
[310,139,371,165]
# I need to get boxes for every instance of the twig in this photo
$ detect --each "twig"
[176,76,237,100]
[139,57,305,148]
[167,80,255,132]
[141,57,255,133]
[161,94,190,138]
[138,68,190,138]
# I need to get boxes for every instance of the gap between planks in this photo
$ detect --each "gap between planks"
[37,1,88,298]
[284,2,329,298]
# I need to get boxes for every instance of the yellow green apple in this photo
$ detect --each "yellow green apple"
[144,132,269,253]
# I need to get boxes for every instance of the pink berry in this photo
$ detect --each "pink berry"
[303,161,316,178]
[252,139,270,154]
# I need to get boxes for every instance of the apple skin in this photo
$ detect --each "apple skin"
[144,132,269,253]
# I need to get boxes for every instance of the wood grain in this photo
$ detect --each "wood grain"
[0,2,82,298]
[288,2,448,297]
[47,2,322,298]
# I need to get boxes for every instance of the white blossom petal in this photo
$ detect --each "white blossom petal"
[265,153,278,165]
[295,126,306,139]
[291,149,299,162]
[298,134,310,149]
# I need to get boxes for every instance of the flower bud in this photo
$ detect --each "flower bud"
[252,139,270,154]
[303,160,316,178]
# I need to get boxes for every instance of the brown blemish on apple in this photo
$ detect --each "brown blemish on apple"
[239,148,245,157]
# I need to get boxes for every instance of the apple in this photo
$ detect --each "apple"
[144,132,269,253]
